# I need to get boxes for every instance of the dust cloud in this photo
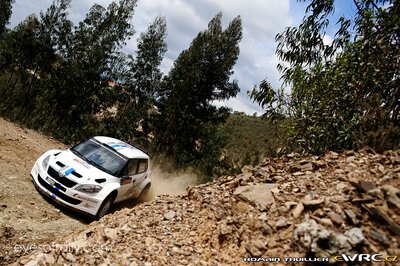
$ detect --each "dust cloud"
[141,164,202,201]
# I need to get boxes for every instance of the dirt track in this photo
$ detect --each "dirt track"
[0,118,87,264]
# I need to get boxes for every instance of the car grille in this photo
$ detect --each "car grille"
[47,167,77,188]
[37,174,82,205]
[71,171,82,178]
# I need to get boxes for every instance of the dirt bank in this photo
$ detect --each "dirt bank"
[0,118,198,265]
[15,147,400,265]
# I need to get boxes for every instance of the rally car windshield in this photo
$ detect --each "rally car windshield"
[71,139,127,176]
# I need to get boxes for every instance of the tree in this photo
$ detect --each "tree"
[154,13,242,175]
[251,0,400,153]
[0,0,139,142]
[111,16,167,144]
[0,0,14,35]
[0,15,50,118]
[38,0,138,142]
[131,16,167,107]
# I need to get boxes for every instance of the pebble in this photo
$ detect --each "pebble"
[359,181,376,193]
[302,198,324,207]
[292,203,304,218]
[329,212,344,226]
[275,216,289,229]
[164,210,176,220]
[369,230,390,246]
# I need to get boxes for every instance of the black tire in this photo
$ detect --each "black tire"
[137,183,151,202]
[96,194,115,220]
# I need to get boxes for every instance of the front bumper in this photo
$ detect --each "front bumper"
[30,160,102,217]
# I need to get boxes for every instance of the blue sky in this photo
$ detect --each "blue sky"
[290,0,358,43]
[9,0,357,115]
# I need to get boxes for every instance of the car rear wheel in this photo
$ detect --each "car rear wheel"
[96,194,115,219]
[137,183,151,202]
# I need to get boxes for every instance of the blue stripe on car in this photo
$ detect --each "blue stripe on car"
[111,144,128,149]
[64,168,74,175]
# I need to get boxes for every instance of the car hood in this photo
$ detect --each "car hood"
[49,150,116,184]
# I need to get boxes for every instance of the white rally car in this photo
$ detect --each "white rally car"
[30,136,151,219]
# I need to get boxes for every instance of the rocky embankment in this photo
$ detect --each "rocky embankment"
[17,149,400,265]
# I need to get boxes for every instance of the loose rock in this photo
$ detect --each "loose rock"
[13,149,400,265]
[163,210,176,220]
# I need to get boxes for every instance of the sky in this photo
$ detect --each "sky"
[8,0,357,115]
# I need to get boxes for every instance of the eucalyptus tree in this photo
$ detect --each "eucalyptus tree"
[112,16,167,144]
[154,13,243,175]
[40,0,138,141]
[0,0,140,142]
[250,0,399,153]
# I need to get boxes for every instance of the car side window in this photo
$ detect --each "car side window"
[138,159,148,173]
[125,159,138,176]
[123,159,148,176]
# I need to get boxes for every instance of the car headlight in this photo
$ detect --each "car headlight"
[42,155,51,170]
[75,184,102,194]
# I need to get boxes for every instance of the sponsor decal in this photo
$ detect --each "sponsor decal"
[120,176,132,185]
[72,193,98,204]
[83,202,93,208]
[73,158,90,169]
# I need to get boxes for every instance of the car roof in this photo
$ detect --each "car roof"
[93,136,149,159]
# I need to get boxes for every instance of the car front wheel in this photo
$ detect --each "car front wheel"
[96,194,115,219]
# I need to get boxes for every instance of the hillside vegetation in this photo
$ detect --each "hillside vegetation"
[220,113,286,175]
[250,0,399,153]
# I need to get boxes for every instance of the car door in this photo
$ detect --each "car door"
[120,159,148,199]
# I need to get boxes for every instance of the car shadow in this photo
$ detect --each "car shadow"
[110,187,155,213]
[33,181,154,223]
[111,199,140,213]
